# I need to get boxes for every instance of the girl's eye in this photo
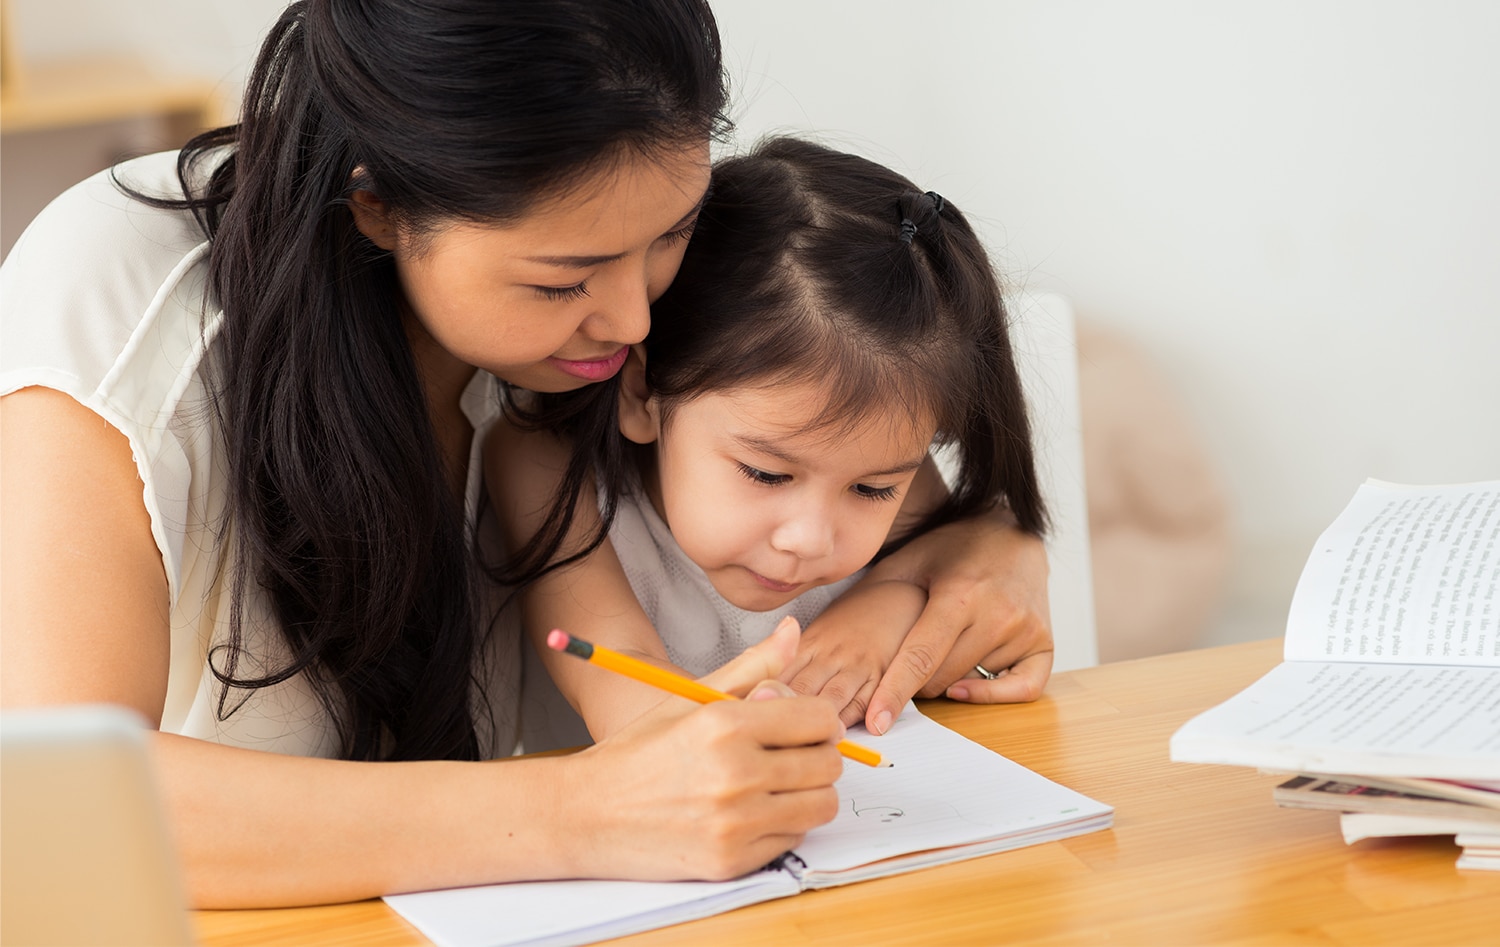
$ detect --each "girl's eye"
[536,281,590,302]
[736,463,788,487]
[853,483,900,502]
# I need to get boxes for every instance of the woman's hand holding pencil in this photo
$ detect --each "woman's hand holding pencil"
[547,621,887,767]
[555,617,846,881]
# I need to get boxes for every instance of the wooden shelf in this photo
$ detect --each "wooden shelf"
[0,0,221,138]
[1,56,221,136]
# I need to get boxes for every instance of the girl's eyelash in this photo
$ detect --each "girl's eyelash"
[736,462,788,486]
[536,281,590,302]
[736,462,897,502]
[853,484,900,502]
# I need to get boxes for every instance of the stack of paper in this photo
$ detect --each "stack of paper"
[1338,810,1500,870]
[1275,775,1500,870]
[1170,480,1500,871]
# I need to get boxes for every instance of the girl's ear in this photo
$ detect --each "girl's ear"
[617,345,660,445]
[348,188,399,251]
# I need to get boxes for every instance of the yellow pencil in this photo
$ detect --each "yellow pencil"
[545,629,886,767]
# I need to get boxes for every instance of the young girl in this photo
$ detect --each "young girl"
[490,136,1046,745]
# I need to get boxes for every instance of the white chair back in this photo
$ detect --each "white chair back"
[1009,292,1098,670]
[935,292,1098,671]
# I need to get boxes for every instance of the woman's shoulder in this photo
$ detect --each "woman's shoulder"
[6,150,208,270]
[1,151,217,404]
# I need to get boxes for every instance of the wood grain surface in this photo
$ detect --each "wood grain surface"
[194,639,1500,947]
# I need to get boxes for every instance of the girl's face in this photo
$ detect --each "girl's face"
[351,144,711,393]
[626,374,938,612]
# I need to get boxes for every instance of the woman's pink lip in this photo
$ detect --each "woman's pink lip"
[549,346,629,382]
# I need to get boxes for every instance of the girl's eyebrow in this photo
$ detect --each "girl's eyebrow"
[733,433,801,467]
[521,187,710,270]
[733,433,928,478]
[861,457,929,478]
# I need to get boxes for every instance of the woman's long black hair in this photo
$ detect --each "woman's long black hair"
[119,0,729,762]
[503,136,1047,592]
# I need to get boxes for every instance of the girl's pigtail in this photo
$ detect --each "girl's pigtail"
[892,186,1048,540]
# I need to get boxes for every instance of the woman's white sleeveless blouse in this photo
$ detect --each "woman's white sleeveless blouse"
[0,153,520,758]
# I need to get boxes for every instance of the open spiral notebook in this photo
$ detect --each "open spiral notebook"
[385,703,1112,947]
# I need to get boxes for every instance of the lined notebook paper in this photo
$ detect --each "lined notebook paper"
[386,703,1112,947]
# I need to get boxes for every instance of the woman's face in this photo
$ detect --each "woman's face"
[352,144,711,393]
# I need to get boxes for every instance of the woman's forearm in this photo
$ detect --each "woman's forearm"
[153,733,583,907]
[156,632,846,908]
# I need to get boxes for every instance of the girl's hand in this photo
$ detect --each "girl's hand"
[862,513,1053,734]
[780,581,927,728]
[563,618,844,881]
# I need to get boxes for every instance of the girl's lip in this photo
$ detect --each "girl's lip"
[549,346,629,382]
[749,570,800,593]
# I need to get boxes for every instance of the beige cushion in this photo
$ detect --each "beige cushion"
[1076,322,1232,661]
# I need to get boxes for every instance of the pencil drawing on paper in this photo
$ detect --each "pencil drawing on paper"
[851,801,905,823]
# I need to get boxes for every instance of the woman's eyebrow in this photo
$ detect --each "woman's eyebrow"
[522,187,711,270]
[521,250,628,268]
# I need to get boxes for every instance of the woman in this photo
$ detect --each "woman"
[0,0,1051,906]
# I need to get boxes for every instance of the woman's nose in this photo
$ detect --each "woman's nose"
[583,268,651,346]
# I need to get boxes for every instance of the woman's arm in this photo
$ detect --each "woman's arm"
[862,508,1053,720]
[150,620,838,906]
[2,388,843,906]
[1,389,172,722]
[783,457,1053,733]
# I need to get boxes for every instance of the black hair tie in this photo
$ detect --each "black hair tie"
[898,218,919,244]
[925,191,946,213]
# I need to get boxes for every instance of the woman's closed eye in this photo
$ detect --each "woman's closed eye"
[659,219,698,246]
[736,462,789,487]
[535,281,590,302]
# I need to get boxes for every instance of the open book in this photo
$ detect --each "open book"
[386,704,1113,947]
[1171,479,1500,780]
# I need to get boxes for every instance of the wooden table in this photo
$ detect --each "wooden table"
[194,639,1500,946]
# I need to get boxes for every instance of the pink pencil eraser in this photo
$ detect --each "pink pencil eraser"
[546,629,569,652]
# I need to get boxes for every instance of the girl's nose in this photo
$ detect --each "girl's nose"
[769,506,836,560]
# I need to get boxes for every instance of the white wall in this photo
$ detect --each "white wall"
[7,0,1497,647]
[711,0,1500,643]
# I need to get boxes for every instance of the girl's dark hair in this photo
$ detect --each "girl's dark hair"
[119,0,729,762]
[506,136,1046,589]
